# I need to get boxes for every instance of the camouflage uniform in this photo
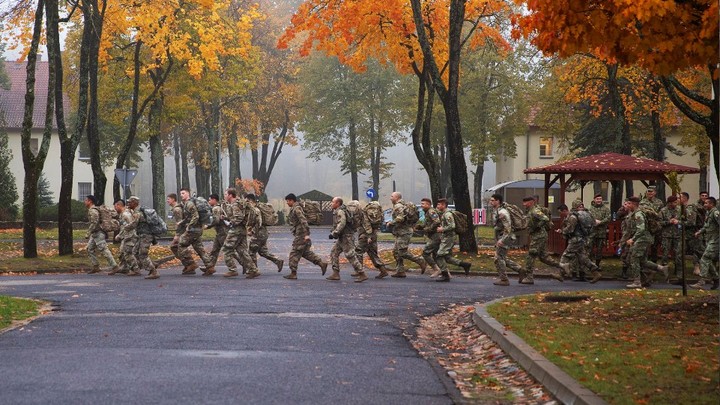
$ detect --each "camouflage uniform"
[682,203,705,266]
[696,206,719,283]
[169,203,185,260]
[587,201,611,266]
[420,207,442,268]
[287,204,325,273]
[355,210,387,272]
[134,209,156,274]
[659,205,682,271]
[206,204,228,267]
[86,206,117,269]
[116,207,140,274]
[248,205,283,269]
[435,209,456,272]
[524,204,563,282]
[493,204,522,281]
[640,196,664,261]
[391,200,426,274]
[177,199,212,270]
[329,205,363,275]
[616,208,633,278]
[627,209,664,286]
[559,210,600,278]
[222,199,258,276]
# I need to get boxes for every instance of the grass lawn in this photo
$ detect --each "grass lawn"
[0,296,41,329]
[487,289,719,405]
[0,228,87,240]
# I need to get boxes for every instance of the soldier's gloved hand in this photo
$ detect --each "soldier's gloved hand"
[328,234,335,240]
[114,235,120,242]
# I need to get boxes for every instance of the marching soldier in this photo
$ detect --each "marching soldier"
[557,201,602,283]
[202,193,227,276]
[640,186,664,262]
[221,188,259,278]
[434,198,456,282]
[167,193,185,269]
[488,194,522,286]
[246,194,284,272]
[283,193,327,280]
[690,197,719,290]
[624,196,668,288]
[134,199,159,279]
[418,198,442,277]
[680,192,704,275]
[84,195,119,274]
[110,198,140,276]
[659,196,682,275]
[354,202,391,279]
[386,192,427,278]
[327,197,366,282]
[587,193,611,268]
[177,188,213,275]
[521,196,564,284]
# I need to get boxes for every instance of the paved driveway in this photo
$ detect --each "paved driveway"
[0,228,631,404]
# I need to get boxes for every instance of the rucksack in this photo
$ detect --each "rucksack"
[404,201,420,226]
[257,202,278,226]
[503,203,528,231]
[138,207,168,236]
[93,206,120,234]
[345,200,364,230]
[300,199,322,225]
[572,210,595,237]
[191,197,213,226]
[363,201,384,227]
[639,207,662,234]
[451,210,468,235]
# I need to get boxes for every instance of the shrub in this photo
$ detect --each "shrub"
[37,200,88,222]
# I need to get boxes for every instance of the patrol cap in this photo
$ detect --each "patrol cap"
[557,204,568,211]
[594,193,602,198]
[522,196,535,202]
[628,196,641,204]
[571,199,584,209]
[646,186,657,192]
[245,193,257,201]
[127,196,140,203]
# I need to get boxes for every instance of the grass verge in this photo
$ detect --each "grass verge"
[0,296,41,329]
[486,290,719,405]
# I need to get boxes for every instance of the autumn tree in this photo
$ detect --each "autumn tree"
[514,0,719,175]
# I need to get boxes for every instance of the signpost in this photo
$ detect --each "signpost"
[365,188,376,200]
[114,168,138,202]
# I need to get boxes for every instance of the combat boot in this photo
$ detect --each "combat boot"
[391,269,406,278]
[711,279,719,290]
[276,260,284,272]
[88,265,102,274]
[589,270,602,284]
[145,270,159,280]
[693,263,701,276]
[429,265,442,278]
[283,271,297,280]
[626,278,642,288]
[493,278,509,286]
[354,272,368,283]
[520,274,534,285]
[550,272,564,282]
[320,262,328,276]
[182,263,198,275]
[558,262,572,278]
[375,267,389,279]
[436,271,450,282]
[326,270,341,281]
[108,266,122,276]
[245,271,261,279]
[350,271,361,278]
[620,265,629,280]
[689,278,706,289]
[656,264,669,282]
[461,262,471,275]
[223,270,239,278]
[202,266,215,276]
[575,271,587,282]
[517,269,528,284]
[419,260,428,274]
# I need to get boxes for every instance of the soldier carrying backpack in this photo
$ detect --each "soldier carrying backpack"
[387,192,427,277]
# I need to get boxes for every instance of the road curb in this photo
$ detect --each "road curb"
[472,299,608,405]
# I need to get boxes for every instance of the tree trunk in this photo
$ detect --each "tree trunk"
[46,0,74,255]
[21,0,50,258]
[349,118,359,200]
[148,97,165,217]
[194,156,210,197]
[85,0,107,205]
[251,111,289,197]
[181,138,190,190]
[410,67,441,202]
[698,151,708,192]
[173,132,182,195]
[370,116,381,201]
[473,162,484,208]
[227,122,240,187]
[201,102,221,194]
[610,181,623,212]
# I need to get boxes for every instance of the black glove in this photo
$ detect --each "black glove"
[328,234,335,240]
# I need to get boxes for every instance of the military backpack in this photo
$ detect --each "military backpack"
[91,205,120,234]
[572,210,595,237]
[300,199,323,225]
[191,196,213,226]
[363,201,384,227]
[138,207,168,236]
[503,203,528,231]
[257,202,278,226]
[403,202,420,226]
[639,207,663,234]
[345,200,364,230]
[451,210,468,235]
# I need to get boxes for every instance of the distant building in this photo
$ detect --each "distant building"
[0,61,115,206]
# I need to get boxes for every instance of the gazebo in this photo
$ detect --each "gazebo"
[524,152,702,207]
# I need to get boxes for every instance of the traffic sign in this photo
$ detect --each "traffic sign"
[365,188,376,199]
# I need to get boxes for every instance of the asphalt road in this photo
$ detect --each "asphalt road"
[0,227,638,404]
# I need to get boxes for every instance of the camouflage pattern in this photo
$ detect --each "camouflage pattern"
[681,203,705,265]
[698,206,719,280]
[330,205,363,273]
[222,199,257,274]
[287,204,323,271]
[248,205,282,267]
[493,207,522,280]
[420,207,441,267]
[134,234,156,273]
[659,205,682,269]
[559,211,599,273]
[117,207,140,273]
[587,201,611,264]
[86,206,117,267]
[627,209,661,280]
[391,199,425,271]
[525,204,561,273]
[206,204,228,267]
[617,209,632,270]
[355,210,386,270]
[178,230,211,268]
[640,195,664,261]
[435,210,456,271]
[170,203,184,259]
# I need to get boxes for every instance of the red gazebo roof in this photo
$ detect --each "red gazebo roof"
[524,152,700,176]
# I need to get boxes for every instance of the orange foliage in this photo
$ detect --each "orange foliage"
[513,0,719,76]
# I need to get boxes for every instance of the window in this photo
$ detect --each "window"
[78,182,92,201]
[30,138,39,155]
[78,139,91,161]
[539,137,553,158]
